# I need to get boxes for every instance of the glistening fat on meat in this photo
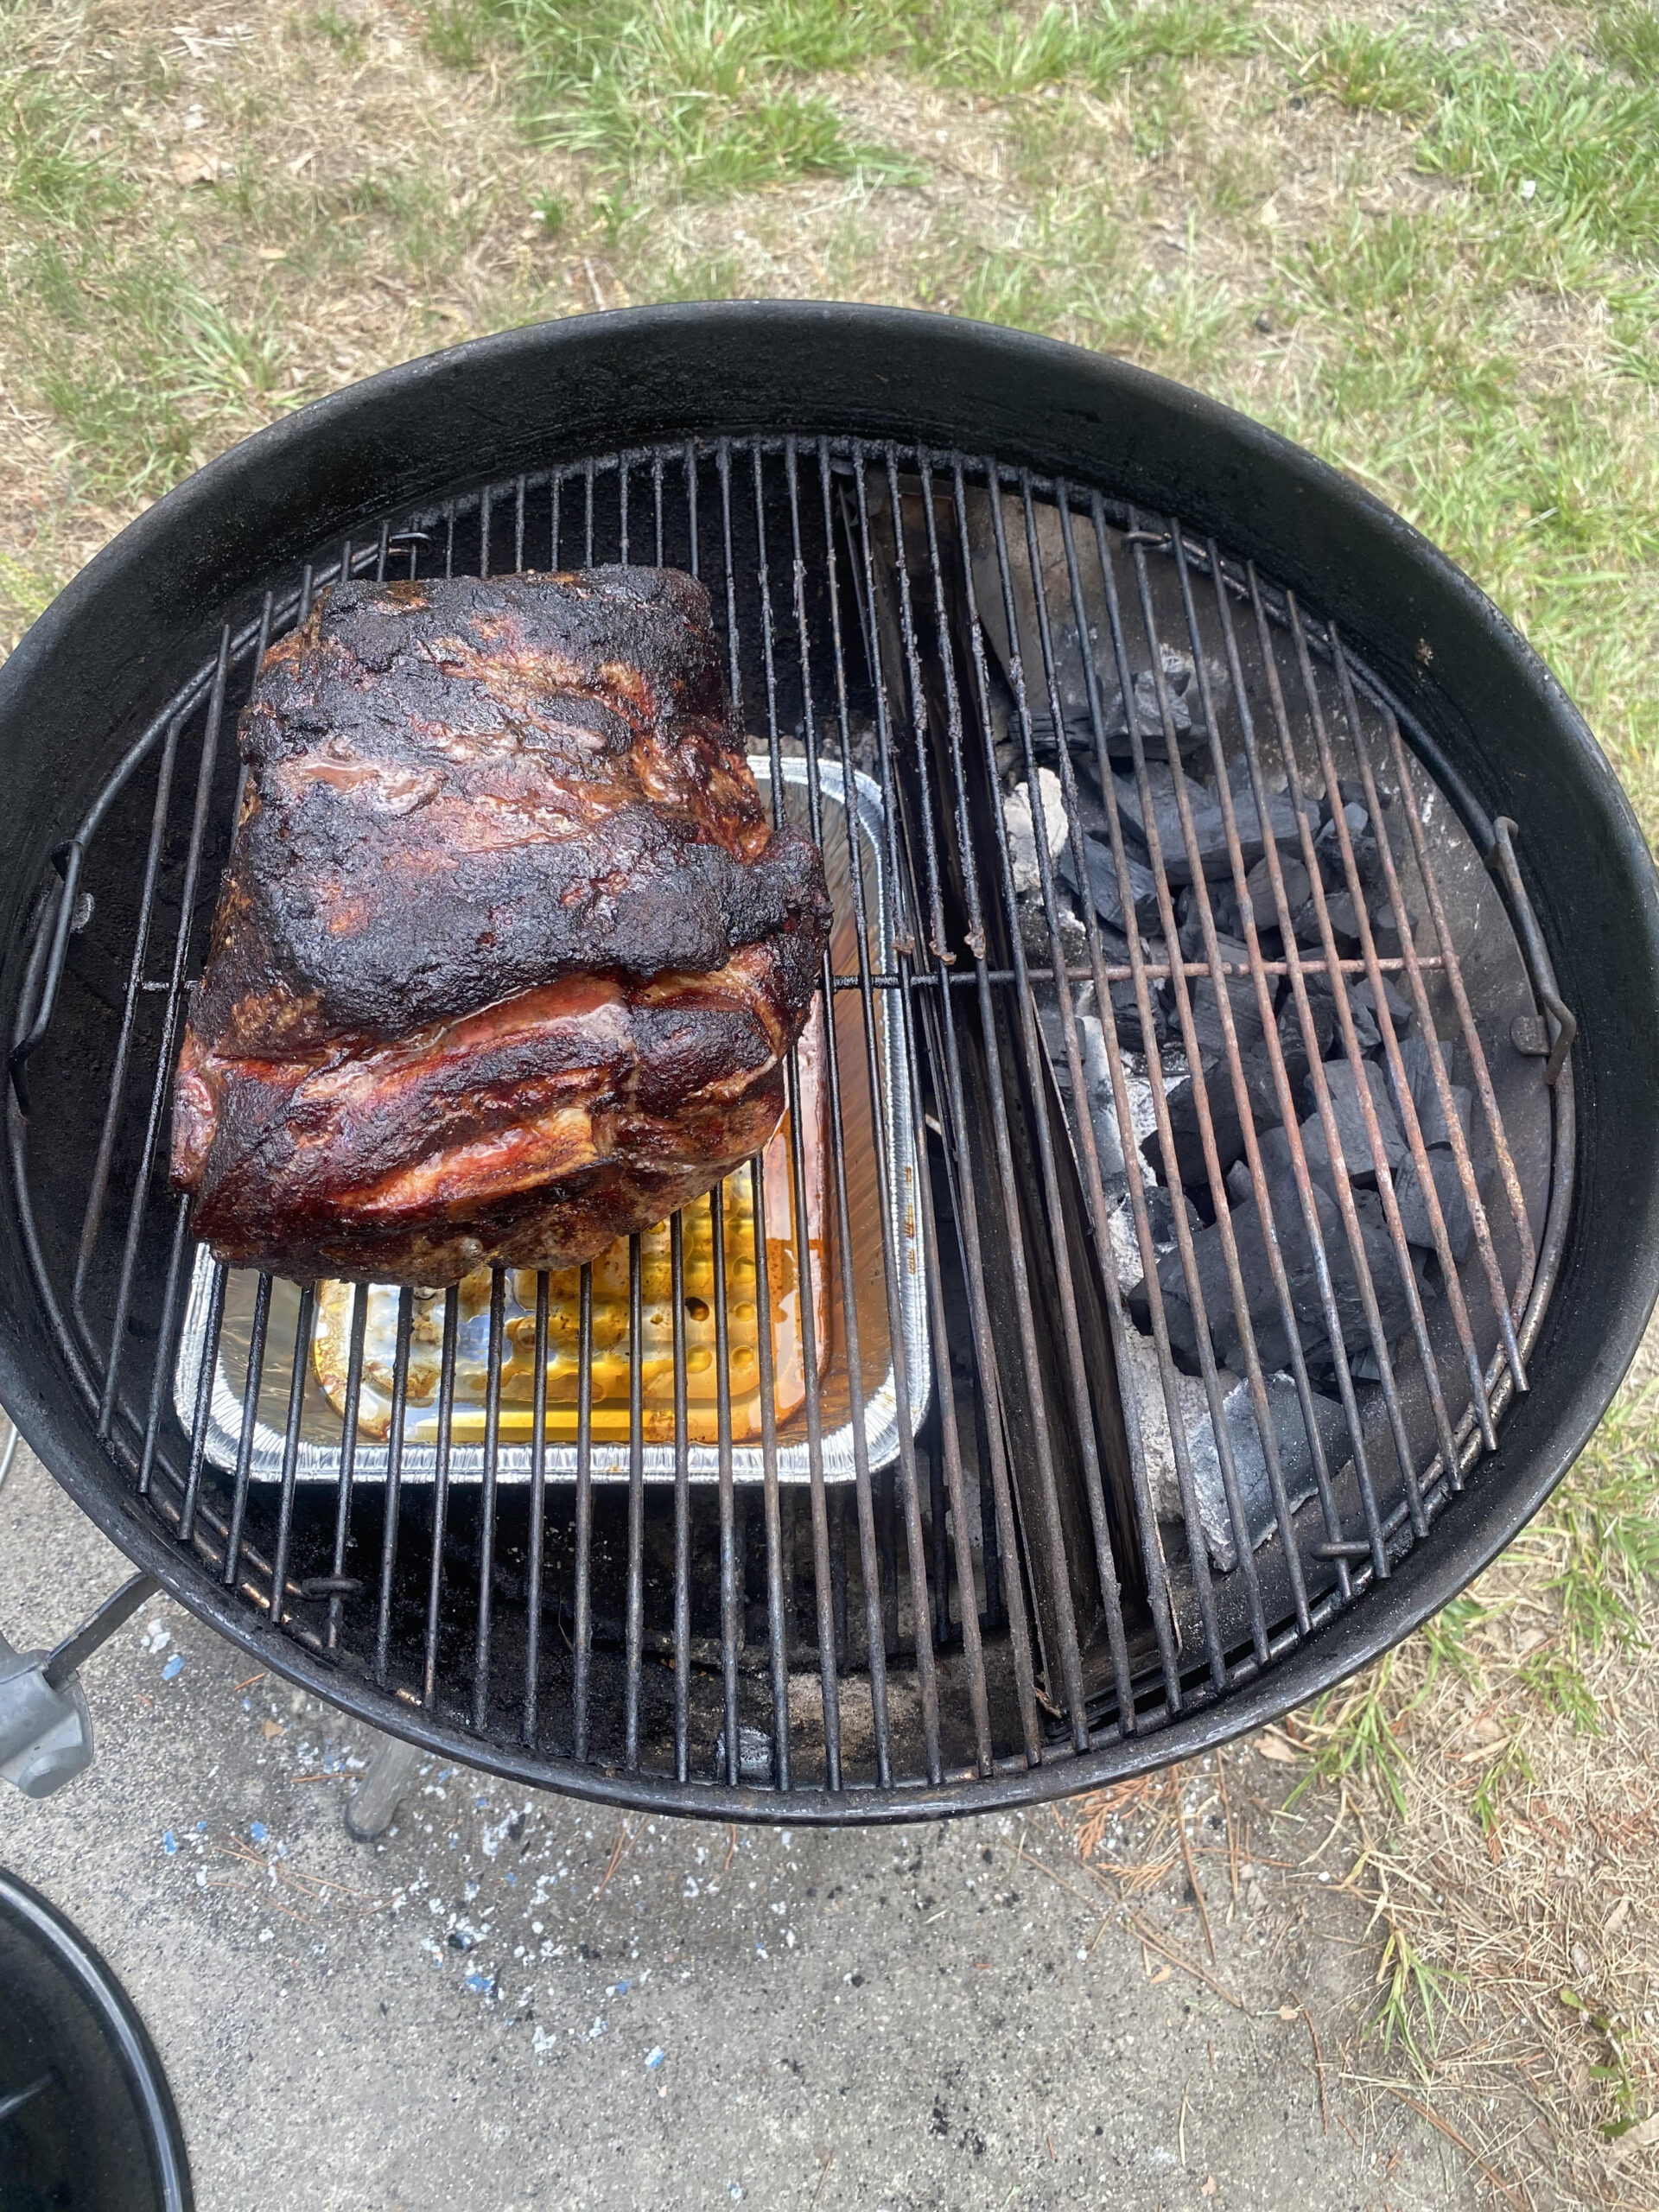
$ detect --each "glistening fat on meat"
[169,567,832,1286]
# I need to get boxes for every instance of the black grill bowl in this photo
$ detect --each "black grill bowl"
[3,302,1657,1821]
[0,1868,193,2211]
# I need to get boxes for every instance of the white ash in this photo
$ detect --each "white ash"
[1003,767,1068,895]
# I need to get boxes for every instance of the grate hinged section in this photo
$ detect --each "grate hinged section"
[7,432,1564,1815]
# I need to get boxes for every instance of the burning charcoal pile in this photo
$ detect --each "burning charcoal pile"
[1013,660,1490,1376]
[980,551,1497,1562]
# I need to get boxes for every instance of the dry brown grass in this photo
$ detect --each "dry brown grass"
[1047,1467,1659,2212]
[0,0,594,637]
[1267,1338,1659,2209]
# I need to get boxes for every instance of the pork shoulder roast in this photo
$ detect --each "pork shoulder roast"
[169,566,831,1284]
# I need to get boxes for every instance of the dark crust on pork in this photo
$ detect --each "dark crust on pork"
[170,567,831,1283]
[174,950,807,1281]
[192,567,830,1057]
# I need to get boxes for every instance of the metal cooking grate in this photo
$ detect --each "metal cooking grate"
[7,433,1571,1816]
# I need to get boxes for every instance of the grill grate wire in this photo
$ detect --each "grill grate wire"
[6,433,1568,1815]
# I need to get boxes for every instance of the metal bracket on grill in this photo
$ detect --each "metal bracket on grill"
[6,842,87,1118]
[0,1571,158,1799]
[1488,818,1578,1087]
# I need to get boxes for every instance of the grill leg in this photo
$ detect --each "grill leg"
[344,1731,421,1843]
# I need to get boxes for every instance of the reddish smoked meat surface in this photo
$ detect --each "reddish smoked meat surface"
[170,566,831,1284]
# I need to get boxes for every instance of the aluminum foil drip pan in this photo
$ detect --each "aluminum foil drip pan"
[174,757,930,1485]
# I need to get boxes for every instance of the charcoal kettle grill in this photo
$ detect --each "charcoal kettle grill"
[3,303,1656,1824]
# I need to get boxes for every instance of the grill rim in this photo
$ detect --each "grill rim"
[2,302,1655,1822]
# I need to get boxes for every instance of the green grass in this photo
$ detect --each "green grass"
[1559,1986,1643,2142]
[1591,3,1659,86]
[0,54,218,499]
[1001,85,1101,187]
[1516,1652,1603,1735]
[1372,1917,1459,2079]
[918,190,1123,331]
[423,0,498,68]
[1546,1383,1659,1653]
[5,200,295,501]
[925,0,1254,95]
[1304,24,1659,264]
[592,83,923,195]
[308,5,370,61]
[1262,151,1659,835]
[1470,1732,1534,1840]
[0,547,61,632]
[1418,1593,1491,1687]
[1293,209,1522,419]
[1292,1653,1415,1817]
[174,293,289,409]
[1424,54,1659,263]
[1,79,131,225]
[1278,289,1647,585]
[336,171,491,284]
[910,193,1243,377]
[28,276,294,500]
[481,0,1252,194]
[499,0,923,190]
[1303,24,1436,119]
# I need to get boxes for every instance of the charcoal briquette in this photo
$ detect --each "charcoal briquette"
[1128,1269,1202,1365]
[1281,989,1337,1065]
[1103,973,1162,1052]
[1387,1032,1471,1150]
[1057,830,1160,933]
[1393,1147,1478,1261]
[1141,1134,1417,1376]
[1112,760,1315,884]
[1250,1122,1309,1223]
[1348,787,1407,891]
[1207,882,1243,938]
[1221,1116,1298,1209]
[1300,1056,1408,1183]
[1173,932,1267,1064]
[1306,1184,1417,1376]
[1154,1200,1286,1371]
[1367,897,1416,960]
[1155,1173,1411,1376]
[1314,801,1368,887]
[1298,973,1411,1054]
[1143,1181,1199,1251]
[1142,1066,1249,1192]
[1243,852,1310,931]
[1238,1035,1297,1126]
[1294,887,1362,952]
[1357,972,1414,1044]
[1185,1373,1353,1571]
[1101,647,1213,758]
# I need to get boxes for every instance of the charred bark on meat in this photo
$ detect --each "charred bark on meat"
[170,567,831,1283]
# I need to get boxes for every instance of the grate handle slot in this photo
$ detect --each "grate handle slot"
[7,842,84,1118]
[1487,818,1577,1088]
